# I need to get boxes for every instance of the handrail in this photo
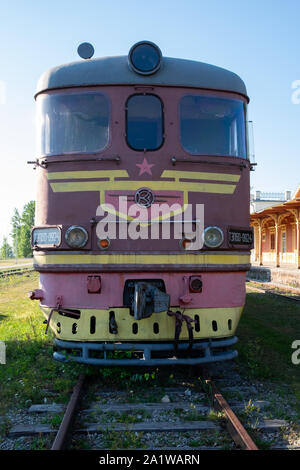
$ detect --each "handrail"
[28,156,121,169]
[170,156,249,170]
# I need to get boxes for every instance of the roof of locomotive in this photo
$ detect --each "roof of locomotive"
[35,55,248,99]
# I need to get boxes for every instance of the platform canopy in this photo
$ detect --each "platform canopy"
[251,186,300,268]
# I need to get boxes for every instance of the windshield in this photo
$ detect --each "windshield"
[180,95,247,158]
[36,91,110,156]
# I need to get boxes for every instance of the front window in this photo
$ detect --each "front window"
[180,95,247,158]
[126,94,163,151]
[36,91,110,156]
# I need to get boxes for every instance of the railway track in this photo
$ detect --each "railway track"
[7,365,295,450]
[8,368,298,453]
[0,266,34,278]
[203,376,258,450]
[246,281,300,302]
[8,370,260,451]
[66,372,258,451]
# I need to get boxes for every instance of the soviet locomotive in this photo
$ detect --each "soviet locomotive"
[29,41,253,365]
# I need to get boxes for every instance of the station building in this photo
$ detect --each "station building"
[250,187,300,268]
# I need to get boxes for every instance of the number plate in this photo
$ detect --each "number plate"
[228,229,253,245]
[32,227,61,246]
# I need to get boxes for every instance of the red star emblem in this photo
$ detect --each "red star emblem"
[136,157,154,176]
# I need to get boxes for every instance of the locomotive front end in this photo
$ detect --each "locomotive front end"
[30,42,253,365]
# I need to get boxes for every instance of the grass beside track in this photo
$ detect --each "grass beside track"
[0,259,33,270]
[237,288,300,395]
[0,274,299,423]
[0,273,84,417]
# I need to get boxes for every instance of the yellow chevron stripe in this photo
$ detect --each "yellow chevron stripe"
[50,180,236,195]
[47,170,129,180]
[161,170,240,182]
[47,169,240,183]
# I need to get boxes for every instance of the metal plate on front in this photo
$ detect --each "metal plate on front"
[32,227,61,247]
[228,229,253,245]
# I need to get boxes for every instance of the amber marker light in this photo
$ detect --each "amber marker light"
[98,238,110,250]
[180,237,192,250]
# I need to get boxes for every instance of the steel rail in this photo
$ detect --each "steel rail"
[204,376,258,450]
[49,371,257,450]
[247,283,300,303]
[0,267,34,278]
[51,374,85,450]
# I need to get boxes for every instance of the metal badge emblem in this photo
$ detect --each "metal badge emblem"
[134,188,155,208]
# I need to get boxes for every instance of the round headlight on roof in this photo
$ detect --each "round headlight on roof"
[128,41,162,75]
[203,226,224,248]
[65,226,88,248]
[77,42,95,59]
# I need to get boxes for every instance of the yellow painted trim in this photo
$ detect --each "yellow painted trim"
[41,305,244,342]
[47,170,129,181]
[100,194,190,225]
[161,170,240,182]
[100,203,189,225]
[49,178,236,223]
[50,180,236,195]
[47,170,239,223]
[34,252,250,266]
[47,169,240,183]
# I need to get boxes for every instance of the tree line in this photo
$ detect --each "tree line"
[0,201,35,259]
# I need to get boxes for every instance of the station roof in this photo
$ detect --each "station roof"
[35,55,248,98]
[251,186,300,222]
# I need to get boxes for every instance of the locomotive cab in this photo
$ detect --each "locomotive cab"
[30,41,253,365]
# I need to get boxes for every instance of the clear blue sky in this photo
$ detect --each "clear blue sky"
[0,0,299,244]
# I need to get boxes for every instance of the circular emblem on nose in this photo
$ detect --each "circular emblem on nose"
[135,188,154,208]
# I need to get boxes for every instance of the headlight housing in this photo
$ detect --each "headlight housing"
[203,226,224,248]
[65,226,88,248]
[128,41,162,75]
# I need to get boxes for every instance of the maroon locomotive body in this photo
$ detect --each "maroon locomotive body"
[30,41,253,365]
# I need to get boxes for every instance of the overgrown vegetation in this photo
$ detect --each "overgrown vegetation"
[102,429,146,449]
[237,289,300,393]
[0,273,84,418]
